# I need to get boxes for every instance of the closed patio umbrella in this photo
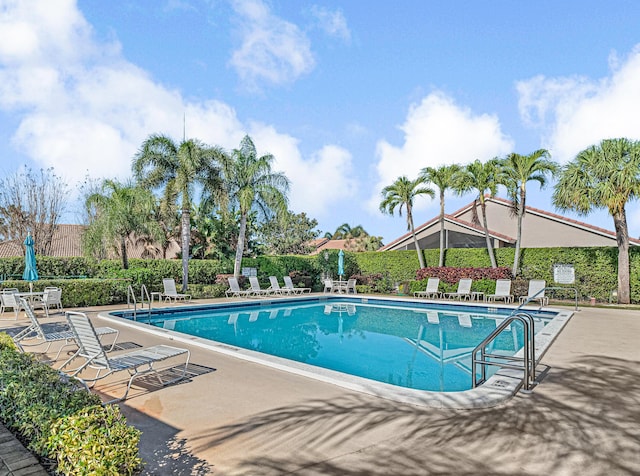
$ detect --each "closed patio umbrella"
[22,233,38,292]
[338,249,344,279]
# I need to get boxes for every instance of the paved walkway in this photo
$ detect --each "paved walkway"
[1,300,639,475]
[0,425,48,476]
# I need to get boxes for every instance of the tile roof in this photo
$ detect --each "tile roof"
[380,196,638,250]
[0,224,180,259]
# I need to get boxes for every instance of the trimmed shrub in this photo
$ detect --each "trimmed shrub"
[416,266,512,284]
[0,334,141,474]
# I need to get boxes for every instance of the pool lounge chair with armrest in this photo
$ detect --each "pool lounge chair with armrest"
[268,276,291,295]
[486,279,514,303]
[225,277,252,298]
[162,278,192,303]
[414,278,441,299]
[13,298,118,364]
[519,279,549,306]
[443,279,473,301]
[61,311,190,403]
[284,276,311,294]
[249,276,272,297]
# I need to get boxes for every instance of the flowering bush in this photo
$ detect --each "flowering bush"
[416,266,512,284]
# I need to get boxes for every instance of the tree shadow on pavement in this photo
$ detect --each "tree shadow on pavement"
[193,355,640,475]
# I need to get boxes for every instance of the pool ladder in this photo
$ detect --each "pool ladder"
[126,284,152,320]
[471,312,537,392]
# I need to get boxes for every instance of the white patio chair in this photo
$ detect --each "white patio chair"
[0,289,21,320]
[487,279,513,303]
[414,278,441,299]
[61,311,190,403]
[162,278,191,303]
[519,280,549,306]
[283,276,311,294]
[225,277,252,298]
[443,279,473,300]
[345,278,357,294]
[323,279,334,293]
[13,298,118,364]
[32,287,63,317]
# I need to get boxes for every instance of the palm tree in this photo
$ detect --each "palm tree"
[454,159,503,268]
[420,164,462,267]
[133,134,226,291]
[553,138,640,304]
[379,176,434,269]
[501,149,557,276]
[83,179,160,269]
[328,223,369,239]
[222,135,290,279]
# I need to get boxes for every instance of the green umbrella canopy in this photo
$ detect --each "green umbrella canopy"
[338,249,345,278]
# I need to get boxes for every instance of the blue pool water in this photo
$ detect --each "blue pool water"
[113,297,555,392]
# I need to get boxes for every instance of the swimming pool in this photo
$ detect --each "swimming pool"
[102,296,572,408]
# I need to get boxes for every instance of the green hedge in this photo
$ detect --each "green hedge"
[2,279,130,307]
[0,334,141,474]
[1,246,638,303]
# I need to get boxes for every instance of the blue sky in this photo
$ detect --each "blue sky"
[2,0,640,244]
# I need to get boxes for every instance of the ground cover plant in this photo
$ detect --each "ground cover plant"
[0,334,142,475]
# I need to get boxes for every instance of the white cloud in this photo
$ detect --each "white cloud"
[310,5,351,42]
[516,45,640,163]
[249,124,358,218]
[0,0,355,220]
[368,91,514,213]
[229,0,315,89]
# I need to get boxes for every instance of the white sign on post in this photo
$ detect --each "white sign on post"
[553,264,575,284]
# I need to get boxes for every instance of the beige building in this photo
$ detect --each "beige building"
[381,196,640,251]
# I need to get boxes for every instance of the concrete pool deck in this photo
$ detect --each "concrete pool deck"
[1,299,639,475]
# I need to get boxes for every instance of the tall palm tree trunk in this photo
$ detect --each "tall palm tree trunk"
[479,199,497,268]
[181,208,191,292]
[512,186,525,276]
[120,236,129,270]
[438,190,445,267]
[613,210,630,304]
[408,209,426,269]
[234,213,248,279]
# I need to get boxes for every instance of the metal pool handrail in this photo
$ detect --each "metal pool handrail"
[471,312,536,391]
[126,284,152,320]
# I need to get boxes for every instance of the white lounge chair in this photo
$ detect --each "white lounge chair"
[225,277,252,298]
[249,276,272,297]
[0,289,21,320]
[268,276,289,295]
[61,311,190,403]
[443,279,473,300]
[486,279,514,303]
[414,278,441,299]
[14,298,118,363]
[519,279,549,306]
[283,276,311,294]
[162,278,191,303]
